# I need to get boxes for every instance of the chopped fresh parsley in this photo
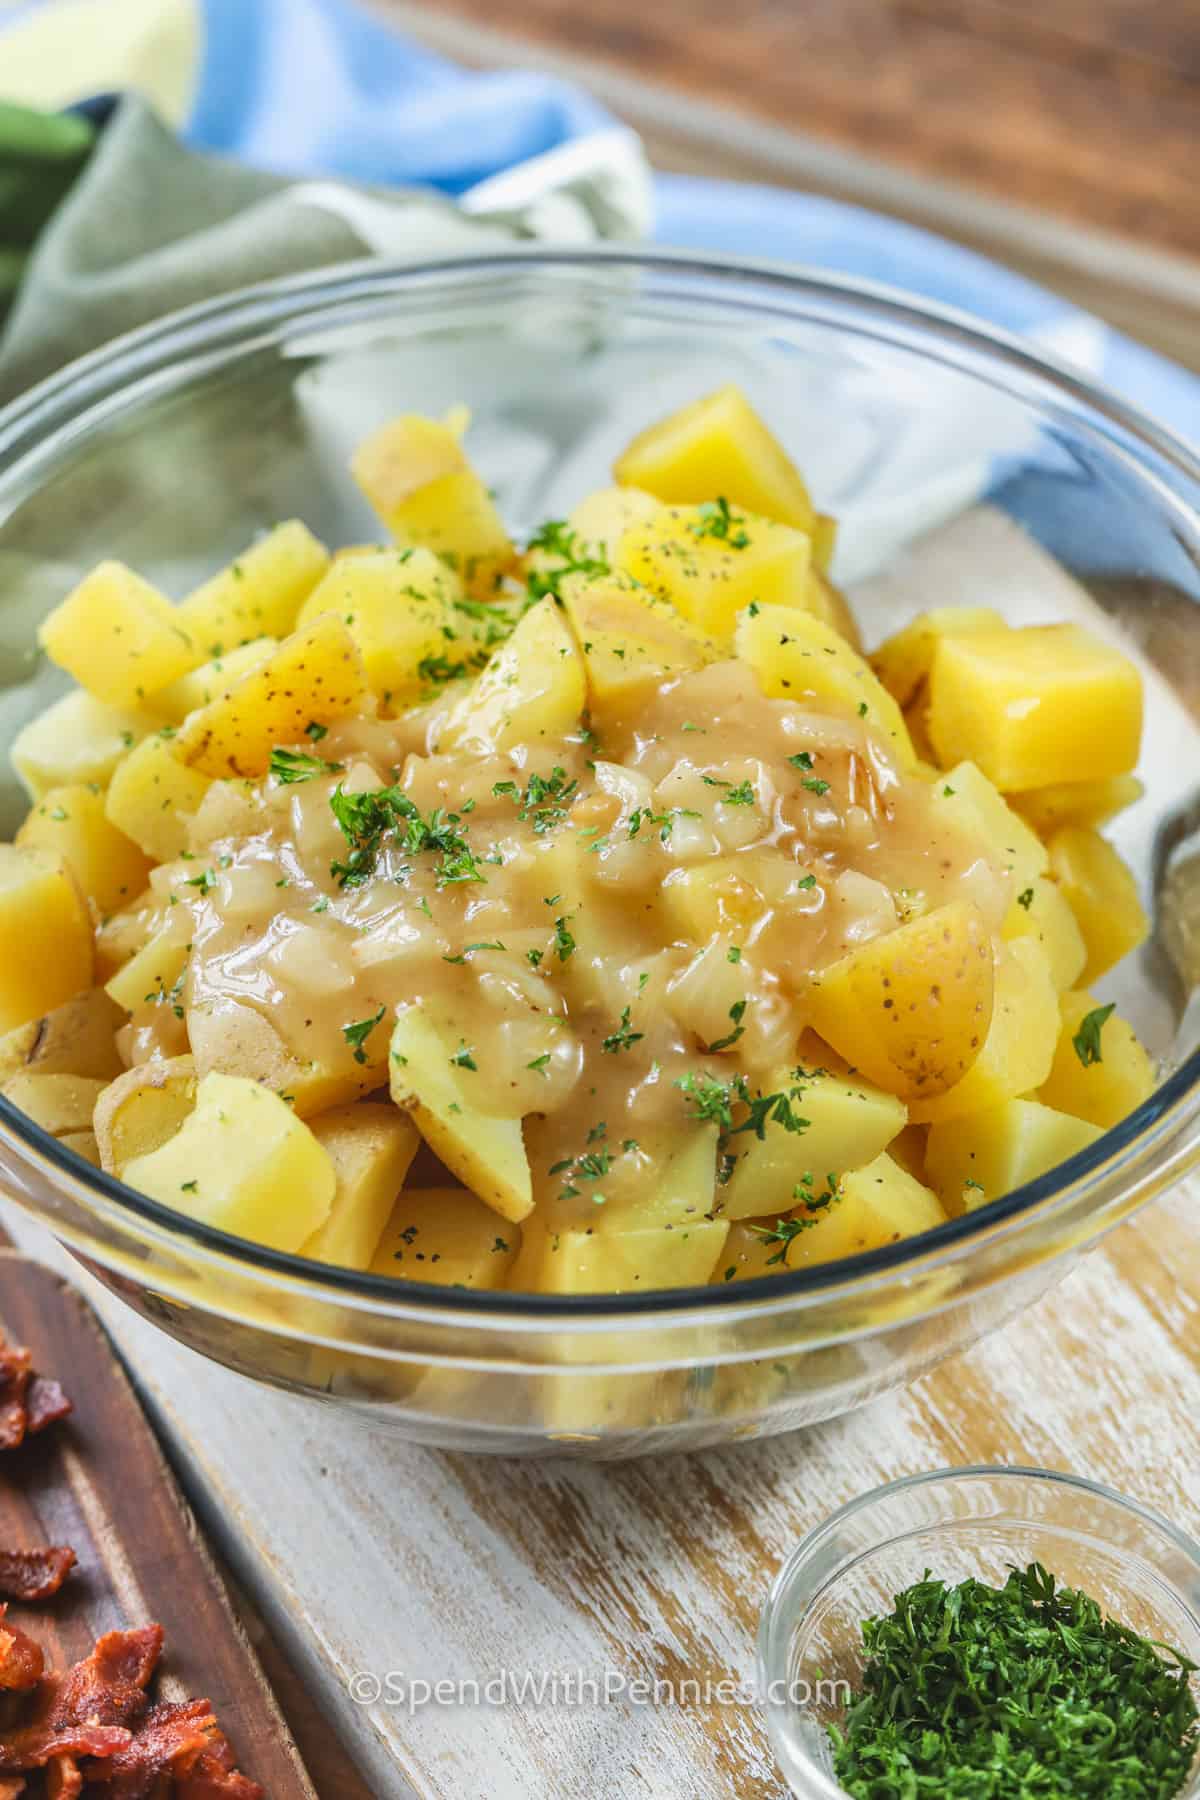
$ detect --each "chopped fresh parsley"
[525,520,610,603]
[329,783,486,889]
[601,1006,644,1055]
[1016,886,1035,911]
[269,746,343,785]
[687,496,749,548]
[450,1041,478,1071]
[342,1004,386,1064]
[492,765,578,835]
[787,751,814,771]
[801,775,831,797]
[705,999,748,1053]
[727,945,743,964]
[1073,1002,1115,1068]
[553,917,576,962]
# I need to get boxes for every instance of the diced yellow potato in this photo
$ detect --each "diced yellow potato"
[123,1072,335,1252]
[389,1004,532,1223]
[560,572,716,723]
[438,597,584,756]
[104,733,212,862]
[806,901,994,1102]
[565,484,661,564]
[806,571,862,649]
[17,783,152,914]
[300,1103,421,1269]
[926,1098,1102,1215]
[785,1154,945,1266]
[887,1121,929,1181]
[661,856,778,943]
[351,412,514,591]
[0,987,125,1084]
[719,1066,907,1221]
[93,1055,198,1175]
[735,605,915,766]
[153,638,277,724]
[910,938,1060,1124]
[531,1216,729,1295]
[1039,989,1156,1130]
[1001,877,1087,991]
[1,1071,107,1138]
[619,502,811,642]
[1012,775,1144,838]
[172,614,368,779]
[188,997,382,1117]
[613,384,815,531]
[927,625,1143,791]
[714,1220,790,1283]
[811,512,837,574]
[61,1130,100,1166]
[370,1186,520,1288]
[0,845,93,1035]
[39,562,195,705]
[598,1127,719,1231]
[104,923,189,1015]
[932,760,1048,890]
[1048,826,1149,983]
[173,521,330,654]
[871,606,1007,709]
[11,690,154,801]
[297,546,459,708]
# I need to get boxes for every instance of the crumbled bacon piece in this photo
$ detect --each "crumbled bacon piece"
[0,1777,26,1799]
[25,1375,73,1436]
[0,1608,43,1692]
[85,1698,217,1798]
[0,1344,32,1450]
[0,1547,77,1603]
[46,1756,83,1799]
[176,1734,264,1800]
[0,1627,160,1774]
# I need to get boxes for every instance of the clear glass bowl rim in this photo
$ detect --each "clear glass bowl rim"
[0,243,1196,1322]
[756,1462,1200,1800]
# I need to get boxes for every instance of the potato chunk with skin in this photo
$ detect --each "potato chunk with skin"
[736,604,915,766]
[370,1186,520,1288]
[17,784,152,914]
[619,503,811,642]
[715,1219,791,1284]
[12,690,155,802]
[0,987,125,1084]
[560,572,716,724]
[188,997,382,1118]
[614,384,815,531]
[297,546,460,708]
[565,484,660,565]
[932,761,1048,890]
[910,938,1060,1124]
[153,638,277,724]
[104,924,189,1016]
[1012,775,1143,838]
[871,606,1007,709]
[528,1216,729,1295]
[105,733,212,863]
[390,1005,532,1223]
[1001,877,1087,992]
[1039,990,1156,1130]
[438,597,584,757]
[927,625,1143,791]
[1,1072,107,1139]
[300,1104,421,1270]
[0,845,92,1035]
[1048,826,1149,984]
[173,521,330,654]
[926,1098,1102,1216]
[719,1067,907,1221]
[123,1072,335,1252]
[39,562,196,705]
[352,411,514,591]
[785,1154,945,1267]
[94,1056,198,1176]
[806,902,994,1103]
[172,614,368,779]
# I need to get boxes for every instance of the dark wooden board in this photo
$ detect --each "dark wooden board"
[0,1250,317,1798]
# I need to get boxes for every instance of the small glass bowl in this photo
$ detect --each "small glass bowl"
[758,1465,1200,1799]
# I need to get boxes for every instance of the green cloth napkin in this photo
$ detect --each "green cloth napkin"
[0,96,647,407]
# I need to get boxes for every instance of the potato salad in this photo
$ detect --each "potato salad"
[0,386,1156,1295]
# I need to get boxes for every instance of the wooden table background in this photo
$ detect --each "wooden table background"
[376,0,1200,374]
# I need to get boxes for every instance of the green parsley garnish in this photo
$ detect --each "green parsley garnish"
[687,496,749,548]
[342,1005,385,1064]
[442,941,506,964]
[329,783,486,889]
[526,1053,552,1074]
[492,766,578,834]
[1073,1002,1115,1068]
[787,751,814,770]
[705,999,748,1053]
[601,1006,644,1055]
[553,917,576,962]
[801,775,831,797]
[829,1562,1200,1800]
[450,1041,478,1071]
[305,720,328,742]
[525,520,609,602]
[723,779,756,806]
[1017,886,1035,910]
[269,746,344,784]
[727,945,743,964]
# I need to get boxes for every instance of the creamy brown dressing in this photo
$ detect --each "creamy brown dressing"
[121,660,1007,1230]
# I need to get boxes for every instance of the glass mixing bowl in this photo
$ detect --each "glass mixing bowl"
[0,249,1196,1457]
[757,1466,1200,1798]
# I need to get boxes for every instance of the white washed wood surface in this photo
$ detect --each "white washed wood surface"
[4,1178,1197,1800]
